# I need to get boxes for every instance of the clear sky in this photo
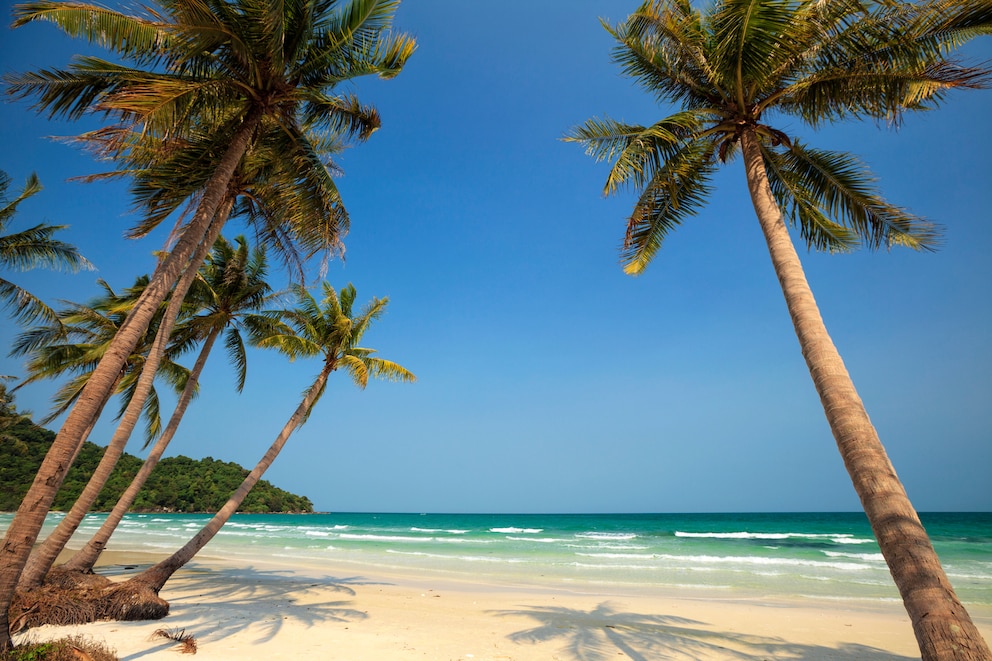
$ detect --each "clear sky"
[1,1,990,514]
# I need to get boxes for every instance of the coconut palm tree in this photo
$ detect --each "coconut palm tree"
[10,276,191,588]
[0,2,414,645]
[0,170,92,326]
[117,282,414,609]
[565,1,991,658]
[62,235,274,574]
[17,123,355,587]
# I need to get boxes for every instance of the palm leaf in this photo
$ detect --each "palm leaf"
[770,141,940,250]
[620,140,717,275]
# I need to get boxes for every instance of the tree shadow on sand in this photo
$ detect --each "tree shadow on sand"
[116,564,388,659]
[494,601,918,660]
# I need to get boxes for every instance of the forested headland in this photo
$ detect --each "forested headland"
[0,414,313,514]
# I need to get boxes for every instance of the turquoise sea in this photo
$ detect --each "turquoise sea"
[5,511,991,605]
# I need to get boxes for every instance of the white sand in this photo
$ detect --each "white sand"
[15,551,992,660]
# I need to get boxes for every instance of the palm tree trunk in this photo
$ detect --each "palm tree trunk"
[130,364,332,593]
[63,326,222,574]
[0,110,261,651]
[17,213,228,589]
[740,129,990,660]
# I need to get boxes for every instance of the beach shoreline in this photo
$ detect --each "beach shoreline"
[16,548,992,660]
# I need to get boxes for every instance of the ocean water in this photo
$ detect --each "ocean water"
[4,511,990,605]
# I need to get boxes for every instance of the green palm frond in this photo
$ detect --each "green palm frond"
[0,279,61,327]
[300,93,381,141]
[223,326,248,392]
[760,145,861,252]
[0,171,42,225]
[780,0,992,125]
[298,0,414,84]
[767,141,940,251]
[0,170,93,327]
[41,372,92,424]
[608,1,724,108]
[565,111,706,195]
[710,0,807,102]
[0,224,94,272]
[141,386,163,444]
[621,140,717,275]
[11,1,173,62]
[362,356,415,384]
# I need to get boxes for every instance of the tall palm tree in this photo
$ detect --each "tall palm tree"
[0,2,414,645]
[0,170,93,326]
[566,1,991,658]
[62,235,274,574]
[121,282,414,603]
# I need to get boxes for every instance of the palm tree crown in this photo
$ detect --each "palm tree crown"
[174,235,274,392]
[255,282,415,416]
[6,0,416,259]
[567,0,990,273]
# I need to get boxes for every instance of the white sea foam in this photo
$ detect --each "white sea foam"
[652,553,873,571]
[574,552,656,560]
[339,533,426,543]
[506,536,565,544]
[823,551,884,561]
[576,532,637,541]
[490,527,543,534]
[674,531,874,544]
[386,550,526,564]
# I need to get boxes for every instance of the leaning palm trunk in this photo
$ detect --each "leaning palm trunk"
[741,131,990,660]
[0,111,261,644]
[127,363,332,597]
[17,213,228,589]
[63,326,222,574]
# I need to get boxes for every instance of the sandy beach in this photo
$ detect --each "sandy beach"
[15,550,992,660]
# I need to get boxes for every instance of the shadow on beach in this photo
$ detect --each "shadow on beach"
[118,563,388,660]
[494,601,918,661]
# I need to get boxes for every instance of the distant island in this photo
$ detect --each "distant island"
[0,414,313,514]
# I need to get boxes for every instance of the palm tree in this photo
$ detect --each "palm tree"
[10,276,191,588]
[0,170,92,326]
[119,282,414,606]
[565,2,991,658]
[62,235,274,574]
[0,2,414,646]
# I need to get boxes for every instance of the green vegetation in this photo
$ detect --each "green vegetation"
[0,412,312,514]
[0,635,116,661]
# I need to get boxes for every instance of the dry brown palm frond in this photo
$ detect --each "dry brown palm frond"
[152,627,197,654]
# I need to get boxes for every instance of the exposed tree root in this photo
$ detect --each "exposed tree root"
[10,568,170,632]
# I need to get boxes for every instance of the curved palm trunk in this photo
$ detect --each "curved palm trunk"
[18,207,231,588]
[18,212,226,588]
[0,111,261,649]
[63,327,222,573]
[130,364,332,593]
[740,130,990,660]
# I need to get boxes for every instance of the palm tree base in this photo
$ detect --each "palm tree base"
[9,567,170,633]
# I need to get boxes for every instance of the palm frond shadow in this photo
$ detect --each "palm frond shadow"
[117,564,387,659]
[493,601,917,661]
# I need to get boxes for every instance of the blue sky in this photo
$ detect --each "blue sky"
[1,1,990,514]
